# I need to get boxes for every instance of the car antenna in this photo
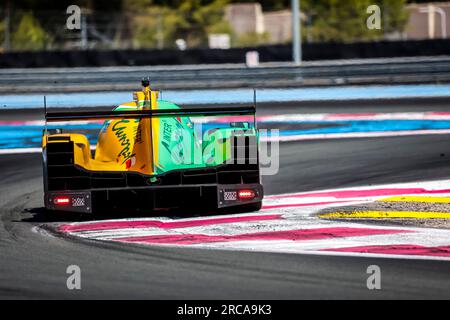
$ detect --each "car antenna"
[141,77,150,88]
[141,77,151,108]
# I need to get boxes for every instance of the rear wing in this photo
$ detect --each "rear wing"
[44,106,256,122]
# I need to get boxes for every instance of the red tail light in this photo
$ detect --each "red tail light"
[238,189,255,199]
[54,196,70,205]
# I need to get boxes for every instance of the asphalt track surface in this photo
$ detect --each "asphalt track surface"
[1,99,450,299]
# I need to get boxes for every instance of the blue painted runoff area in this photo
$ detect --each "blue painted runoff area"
[1,84,450,109]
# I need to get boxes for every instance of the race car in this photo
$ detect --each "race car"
[42,80,263,214]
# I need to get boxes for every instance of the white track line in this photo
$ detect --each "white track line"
[0,148,41,155]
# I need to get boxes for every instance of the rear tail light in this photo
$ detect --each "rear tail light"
[54,196,70,205]
[238,189,255,199]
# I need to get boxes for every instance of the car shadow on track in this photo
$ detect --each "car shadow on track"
[21,206,237,224]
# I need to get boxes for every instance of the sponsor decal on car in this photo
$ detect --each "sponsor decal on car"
[112,119,136,165]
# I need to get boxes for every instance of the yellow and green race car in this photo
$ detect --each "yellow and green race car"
[42,80,263,214]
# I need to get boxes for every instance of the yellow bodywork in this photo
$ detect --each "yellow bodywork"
[43,86,160,175]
